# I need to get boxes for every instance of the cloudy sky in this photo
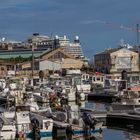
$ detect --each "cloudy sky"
[0,0,140,58]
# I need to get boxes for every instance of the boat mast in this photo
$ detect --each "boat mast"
[137,24,140,83]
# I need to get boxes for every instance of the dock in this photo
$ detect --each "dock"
[106,112,140,131]
[87,92,121,103]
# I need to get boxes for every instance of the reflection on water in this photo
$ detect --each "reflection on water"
[52,129,140,140]
[124,132,140,140]
[53,134,99,140]
[84,101,108,111]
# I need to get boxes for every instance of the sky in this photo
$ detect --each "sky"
[0,0,140,59]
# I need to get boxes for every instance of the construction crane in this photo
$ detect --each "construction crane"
[93,20,140,81]
[92,20,140,45]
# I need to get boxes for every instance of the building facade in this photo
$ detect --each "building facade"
[94,47,139,83]
[0,34,87,77]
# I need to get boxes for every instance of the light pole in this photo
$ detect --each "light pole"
[136,24,140,83]
[31,43,35,86]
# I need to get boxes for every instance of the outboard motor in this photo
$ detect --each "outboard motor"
[75,91,81,105]
[31,118,40,139]
[82,112,95,129]
[60,96,68,106]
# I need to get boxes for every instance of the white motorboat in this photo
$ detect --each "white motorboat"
[61,86,76,102]
[24,101,51,113]
[111,98,140,111]
[30,112,53,138]
[75,78,91,93]
[68,103,102,135]
[0,105,54,140]
[110,88,140,112]
[0,112,16,140]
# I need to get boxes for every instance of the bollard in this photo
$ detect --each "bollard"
[19,131,22,140]
[23,132,26,140]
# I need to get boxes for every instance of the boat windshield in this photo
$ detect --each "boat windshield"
[16,106,30,112]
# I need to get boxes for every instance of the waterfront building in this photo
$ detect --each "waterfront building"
[0,36,86,77]
[20,47,84,77]
[94,44,139,84]
[26,33,85,59]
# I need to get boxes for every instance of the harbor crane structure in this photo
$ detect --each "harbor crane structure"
[92,19,140,45]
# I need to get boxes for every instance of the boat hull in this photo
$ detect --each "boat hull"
[0,131,53,140]
[111,104,140,112]
[88,93,121,103]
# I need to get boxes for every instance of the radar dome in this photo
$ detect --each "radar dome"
[75,36,79,40]
[2,37,5,42]
[55,35,59,39]
[74,36,80,43]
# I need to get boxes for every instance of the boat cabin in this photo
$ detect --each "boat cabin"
[91,74,106,87]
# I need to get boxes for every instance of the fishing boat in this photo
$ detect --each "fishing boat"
[0,105,53,140]
[0,107,32,140]
[68,103,103,135]
[0,112,16,140]
[59,85,76,102]
[55,79,76,102]
[111,98,140,112]
[74,77,91,93]
[90,73,106,88]
[24,100,51,113]
[110,87,140,112]
[30,112,53,138]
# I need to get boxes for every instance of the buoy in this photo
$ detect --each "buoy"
[23,132,26,140]
[19,131,22,140]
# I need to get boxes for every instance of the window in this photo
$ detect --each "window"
[96,77,100,81]
[1,67,4,71]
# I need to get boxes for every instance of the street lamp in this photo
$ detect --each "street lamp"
[136,24,140,83]
[31,43,35,86]
[32,43,35,78]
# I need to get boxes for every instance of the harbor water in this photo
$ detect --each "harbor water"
[53,129,140,140]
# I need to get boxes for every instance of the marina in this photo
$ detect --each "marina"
[0,0,140,140]
[0,71,139,140]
